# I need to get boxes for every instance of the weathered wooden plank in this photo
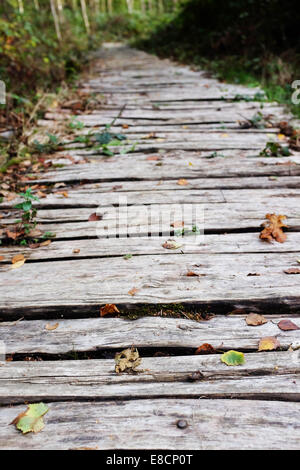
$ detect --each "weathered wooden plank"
[1,233,300,263]
[3,187,300,212]
[24,153,300,184]
[1,314,299,353]
[0,253,300,315]
[0,352,299,404]
[2,201,299,239]
[0,399,299,449]
[1,315,299,354]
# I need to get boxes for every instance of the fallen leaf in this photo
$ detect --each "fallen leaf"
[195,343,215,354]
[115,347,141,374]
[73,249,80,254]
[162,239,182,250]
[128,287,138,296]
[186,271,204,277]
[246,313,268,326]
[27,228,42,238]
[122,124,129,129]
[171,221,184,228]
[5,229,23,240]
[88,212,102,222]
[12,254,25,264]
[260,213,288,243]
[221,350,245,366]
[123,254,132,260]
[45,323,59,331]
[11,403,49,434]
[247,272,260,276]
[258,336,280,351]
[277,320,299,331]
[0,256,4,261]
[284,268,300,274]
[40,240,51,247]
[146,155,161,161]
[177,178,189,186]
[100,303,119,317]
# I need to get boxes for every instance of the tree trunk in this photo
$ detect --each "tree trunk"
[50,0,62,40]
[80,0,91,33]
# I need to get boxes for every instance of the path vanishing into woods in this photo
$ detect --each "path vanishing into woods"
[0,44,299,449]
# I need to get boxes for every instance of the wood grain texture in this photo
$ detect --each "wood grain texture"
[0,315,299,353]
[0,352,299,404]
[0,399,299,449]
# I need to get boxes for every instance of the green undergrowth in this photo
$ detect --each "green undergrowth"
[135,0,300,118]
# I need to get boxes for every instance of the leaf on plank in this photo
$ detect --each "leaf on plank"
[246,313,268,326]
[195,343,215,355]
[45,323,59,331]
[162,239,182,250]
[88,212,102,222]
[115,347,141,374]
[100,303,120,317]
[177,178,189,186]
[259,213,288,243]
[221,350,245,366]
[284,268,300,274]
[277,320,299,331]
[258,336,280,351]
[11,254,25,269]
[11,403,49,434]
[128,287,138,296]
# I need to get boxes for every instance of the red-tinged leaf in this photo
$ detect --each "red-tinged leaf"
[88,212,102,222]
[284,268,300,274]
[195,343,215,354]
[277,320,299,331]
[100,304,120,317]
[146,155,161,161]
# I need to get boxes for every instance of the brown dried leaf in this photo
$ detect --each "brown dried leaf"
[277,320,299,331]
[115,347,141,374]
[246,313,268,326]
[258,336,280,351]
[128,287,138,296]
[11,259,25,269]
[100,303,120,317]
[146,155,161,161]
[88,212,102,222]
[260,213,288,243]
[284,268,300,274]
[45,323,59,331]
[195,343,215,354]
[40,240,51,247]
[12,254,25,264]
[73,248,80,254]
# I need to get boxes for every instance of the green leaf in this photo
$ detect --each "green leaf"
[221,350,245,366]
[12,403,49,434]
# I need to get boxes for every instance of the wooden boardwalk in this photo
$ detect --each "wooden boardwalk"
[0,44,299,449]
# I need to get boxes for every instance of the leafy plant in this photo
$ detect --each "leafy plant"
[14,188,39,230]
[259,142,291,157]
